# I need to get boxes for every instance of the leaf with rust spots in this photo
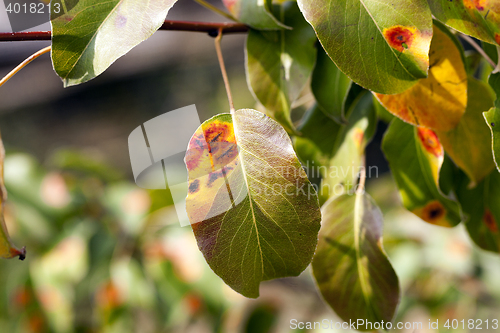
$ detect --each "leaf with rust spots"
[457,170,500,253]
[246,2,316,134]
[0,135,26,260]
[375,23,467,131]
[51,0,179,87]
[484,72,500,172]
[297,0,433,94]
[382,118,461,227]
[429,0,500,45]
[436,78,496,186]
[312,193,400,331]
[185,109,321,298]
[222,0,288,30]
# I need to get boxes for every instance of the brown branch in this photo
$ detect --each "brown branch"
[0,20,249,42]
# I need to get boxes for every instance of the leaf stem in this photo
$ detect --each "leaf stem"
[356,156,367,195]
[459,34,496,68]
[0,46,51,88]
[192,0,238,22]
[214,29,235,114]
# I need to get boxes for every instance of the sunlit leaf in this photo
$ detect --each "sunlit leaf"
[382,118,461,227]
[51,0,178,87]
[436,78,496,186]
[246,2,317,133]
[311,46,352,123]
[313,192,400,330]
[0,136,25,260]
[185,109,321,298]
[457,170,500,253]
[484,72,500,172]
[297,0,433,94]
[429,0,500,45]
[375,23,467,131]
[321,93,377,197]
[222,0,287,29]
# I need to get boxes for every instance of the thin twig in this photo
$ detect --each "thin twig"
[459,33,496,68]
[0,46,51,88]
[214,28,235,114]
[0,20,249,42]
[192,0,237,22]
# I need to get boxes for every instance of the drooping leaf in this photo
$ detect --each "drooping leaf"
[484,72,500,172]
[0,136,25,260]
[313,192,400,330]
[321,92,377,197]
[297,0,433,94]
[436,78,496,186]
[375,23,467,131]
[311,45,352,123]
[184,109,321,298]
[51,0,178,87]
[246,2,317,133]
[222,0,287,30]
[429,0,500,45]
[382,118,461,227]
[457,170,500,253]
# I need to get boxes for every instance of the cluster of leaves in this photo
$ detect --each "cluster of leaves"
[2,0,500,328]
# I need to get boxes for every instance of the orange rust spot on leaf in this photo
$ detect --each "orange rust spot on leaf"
[464,0,476,9]
[415,201,447,225]
[483,209,498,233]
[474,0,486,10]
[353,128,364,147]
[495,33,500,45]
[383,25,416,52]
[417,127,443,157]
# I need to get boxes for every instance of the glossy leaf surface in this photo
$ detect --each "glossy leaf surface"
[375,23,467,131]
[311,46,352,123]
[246,2,317,133]
[429,0,500,45]
[222,0,286,29]
[0,137,25,260]
[185,109,321,298]
[313,193,400,330]
[436,78,496,186]
[383,119,461,227]
[297,0,433,94]
[51,0,178,87]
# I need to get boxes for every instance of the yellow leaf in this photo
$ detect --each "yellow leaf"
[375,23,467,131]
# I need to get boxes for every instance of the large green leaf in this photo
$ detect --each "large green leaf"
[246,2,317,133]
[311,45,352,123]
[458,171,500,253]
[313,192,400,330]
[184,109,321,298]
[374,23,468,131]
[297,0,433,94]
[0,136,25,260]
[222,0,287,30]
[484,72,500,172]
[436,78,496,186]
[429,0,500,45]
[51,0,178,87]
[382,119,461,227]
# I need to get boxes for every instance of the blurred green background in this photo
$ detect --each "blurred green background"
[1,1,500,332]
